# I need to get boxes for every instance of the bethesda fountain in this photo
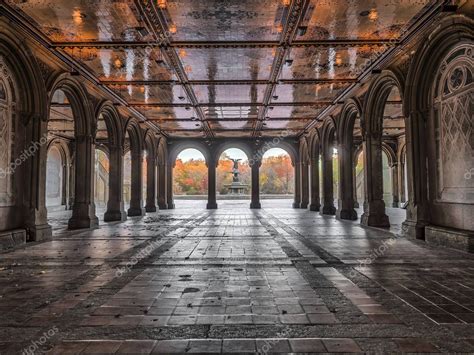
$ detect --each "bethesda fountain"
[225,158,248,195]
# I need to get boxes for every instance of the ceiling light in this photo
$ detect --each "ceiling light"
[368,9,378,21]
[272,95,279,100]
[276,24,284,33]
[285,59,293,66]
[72,9,85,26]
[179,49,187,58]
[169,24,177,34]
[140,86,146,93]
[178,96,185,101]
[185,106,191,111]
[335,54,342,66]
[114,58,122,69]
[282,0,290,6]
[158,0,167,9]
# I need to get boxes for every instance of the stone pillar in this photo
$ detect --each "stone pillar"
[360,134,390,227]
[401,110,429,239]
[207,159,218,209]
[68,135,99,229]
[391,162,400,208]
[68,150,75,210]
[145,154,157,212]
[320,144,336,215]
[61,161,68,207]
[157,163,168,209]
[104,145,127,222]
[309,157,320,211]
[166,163,175,209]
[127,149,145,216]
[300,161,309,209]
[353,152,360,208]
[250,160,261,209]
[336,141,357,220]
[292,162,301,208]
[23,118,52,241]
[399,159,406,204]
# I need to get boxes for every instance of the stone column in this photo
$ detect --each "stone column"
[391,162,400,208]
[127,149,145,216]
[61,161,68,207]
[401,110,429,239]
[250,160,261,209]
[23,118,52,241]
[207,159,218,209]
[353,151,360,208]
[166,163,175,209]
[157,163,168,209]
[292,162,301,208]
[145,154,157,212]
[336,141,357,220]
[360,134,390,227]
[320,143,336,215]
[309,157,320,211]
[104,145,127,222]
[68,134,99,229]
[68,147,75,210]
[300,161,309,209]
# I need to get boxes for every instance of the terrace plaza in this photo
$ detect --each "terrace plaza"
[0,0,473,354]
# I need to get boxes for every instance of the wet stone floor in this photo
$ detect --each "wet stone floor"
[1,200,473,354]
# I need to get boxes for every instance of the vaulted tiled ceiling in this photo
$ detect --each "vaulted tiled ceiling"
[7,0,434,139]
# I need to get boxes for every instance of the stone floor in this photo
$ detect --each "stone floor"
[1,200,473,354]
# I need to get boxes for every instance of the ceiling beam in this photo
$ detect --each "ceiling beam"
[101,78,357,86]
[252,0,310,138]
[134,0,214,139]
[50,39,397,49]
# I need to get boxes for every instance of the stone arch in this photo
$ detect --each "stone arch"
[308,128,321,161]
[95,100,123,147]
[45,138,71,208]
[362,70,405,138]
[168,141,211,167]
[319,116,337,215]
[258,140,297,167]
[381,142,396,167]
[124,118,144,154]
[47,73,94,137]
[360,70,404,228]
[336,98,363,220]
[299,137,310,164]
[402,15,473,240]
[0,22,50,240]
[213,141,253,167]
[46,73,98,229]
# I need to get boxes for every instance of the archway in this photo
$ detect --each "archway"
[259,148,294,208]
[217,148,250,207]
[45,89,76,230]
[94,149,109,210]
[173,148,208,209]
[123,150,132,208]
[46,145,68,209]
[361,71,406,228]
[355,149,364,207]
